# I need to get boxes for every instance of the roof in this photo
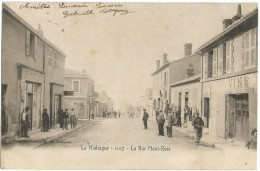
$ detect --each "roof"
[3,3,66,57]
[65,68,95,82]
[151,62,170,76]
[169,74,201,87]
[151,53,200,76]
[195,8,258,54]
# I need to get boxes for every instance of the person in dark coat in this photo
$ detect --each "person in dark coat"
[192,112,204,144]
[63,109,69,130]
[177,110,182,127]
[142,109,149,129]
[21,107,30,138]
[157,110,165,136]
[59,109,64,128]
[42,109,49,132]
[166,108,174,137]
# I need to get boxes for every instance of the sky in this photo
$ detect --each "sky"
[5,2,257,110]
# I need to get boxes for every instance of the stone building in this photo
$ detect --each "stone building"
[64,69,95,119]
[1,4,66,137]
[195,5,257,141]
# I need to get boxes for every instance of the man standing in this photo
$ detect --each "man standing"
[142,109,149,129]
[167,108,174,137]
[21,107,30,138]
[157,110,165,136]
[70,108,75,129]
[74,109,78,127]
[42,109,50,132]
[58,109,64,128]
[192,112,204,144]
[63,109,69,130]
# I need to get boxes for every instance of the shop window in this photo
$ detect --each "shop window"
[72,80,80,93]
[25,29,35,58]
[244,28,257,69]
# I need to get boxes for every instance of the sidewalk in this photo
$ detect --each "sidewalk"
[3,119,97,146]
[148,120,248,150]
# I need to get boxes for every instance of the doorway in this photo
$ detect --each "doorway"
[178,93,182,112]
[54,95,61,124]
[27,93,33,130]
[204,98,210,128]
[1,84,8,135]
[227,94,249,141]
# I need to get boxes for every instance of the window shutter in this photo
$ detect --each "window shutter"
[218,45,223,75]
[213,48,218,77]
[226,41,231,73]
[231,40,234,72]
[25,30,31,56]
[204,53,208,79]
[33,36,37,59]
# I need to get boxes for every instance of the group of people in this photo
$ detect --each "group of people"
[20,107,79,138]
[58,108,78,130]
[142,107,204,144]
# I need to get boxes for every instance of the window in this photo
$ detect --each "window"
[25,29,35,57]
[244,28,257,68]
[72,80,80,93]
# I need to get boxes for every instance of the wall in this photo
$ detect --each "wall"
[169,55,201,85]
[64,77,94,97]
[2,10,44,136]
[202,72,257,140]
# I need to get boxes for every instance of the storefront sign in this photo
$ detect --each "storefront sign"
[228,75,249,89]
[22,67,44,83]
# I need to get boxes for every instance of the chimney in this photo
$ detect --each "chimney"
[232,4,242,22]
[156,60,160,69]
[184,43,192,57]
[223,19,233,29]
[37,24,43,35]
[163,53,168,65]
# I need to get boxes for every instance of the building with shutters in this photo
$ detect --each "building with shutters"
[1,4,66,137]
[64,69,95,119]
[195,5,257,141]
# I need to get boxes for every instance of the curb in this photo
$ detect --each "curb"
[34,121,91,148]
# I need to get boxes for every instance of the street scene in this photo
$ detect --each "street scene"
[1,2,258,170]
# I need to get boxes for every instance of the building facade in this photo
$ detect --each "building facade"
[195,6,257,141]
[169,44,201,127]
[151,53,170,116]
[64,69,95,119]
[1,4,66,137]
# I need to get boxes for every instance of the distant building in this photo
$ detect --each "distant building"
[1,4,66,137]
[64,69,95,119]
[195,5,257,141]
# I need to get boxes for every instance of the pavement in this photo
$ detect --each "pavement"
[1,117,257,170]
[2,118,102,148]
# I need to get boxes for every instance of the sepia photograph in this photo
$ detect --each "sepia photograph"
[0,1,258,170]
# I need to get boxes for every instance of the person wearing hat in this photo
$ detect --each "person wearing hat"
[157,110,165,136]
[42,109,49,132]
[21,107,30,138]
[166,108,174,137]
[192,112,204,144]
[63,109,69,130]
[142,109,149,129]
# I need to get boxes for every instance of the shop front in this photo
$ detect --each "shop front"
[202,72,257,142]
[19,66,44,132]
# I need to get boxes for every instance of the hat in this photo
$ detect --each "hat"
[168,108,172,111]
[143,109,146,111]
[25,107,29,111]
